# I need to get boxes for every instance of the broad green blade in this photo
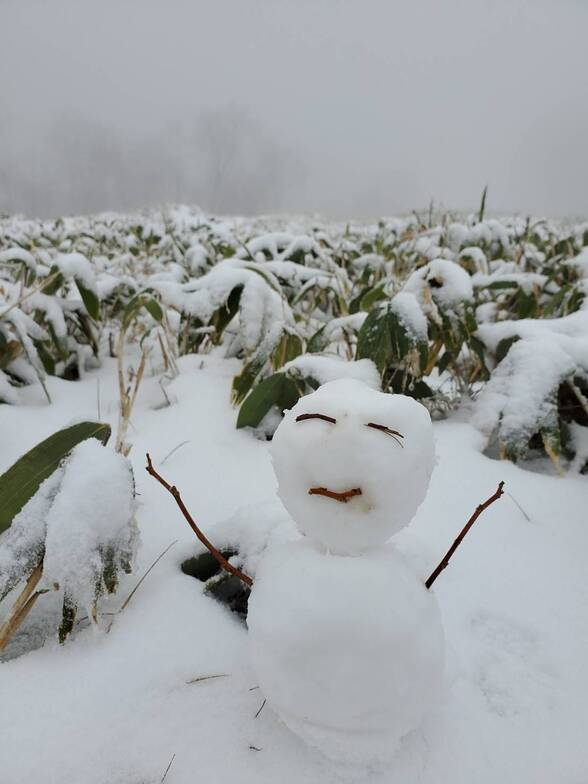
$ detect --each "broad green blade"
[0,421,111,534]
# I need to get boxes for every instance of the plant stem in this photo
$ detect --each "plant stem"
[0,562,46,652]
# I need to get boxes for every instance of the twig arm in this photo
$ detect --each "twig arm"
[426,481,505,590]
[145,454,253,587]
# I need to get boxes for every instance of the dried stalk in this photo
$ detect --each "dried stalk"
[568,378,588,420]
[119,540,178,613]
[145,454,253,587]
[186,673,230,685]
[0,270,61,321]
[426,481,505,589]
[115,328,147,456]
[0,562,46,652]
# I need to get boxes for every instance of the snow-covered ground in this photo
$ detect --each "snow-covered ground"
[1,353,587,783]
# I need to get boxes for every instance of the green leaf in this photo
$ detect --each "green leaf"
[34,340,56,375]
[236,373,301,429]
[356,305,417,374]
[143,297,163,323]
[122,292,163,330]
[0,421,111,534]
[58,593,78,644]
[211,286,242,342]
[487,280,518,290]
[495,335,520,364]
[360,284,387,311]
[232,352,268,404]
[468,334,490,380]
[437,350,454,374]
[76,281,100,320]
[387,310,412,360]
[418,341,429,373]
[42,267,65,295]
[272,330,303,368]
[237,373,284,429]
[543,285,568,317]
[306,324,328,353]
[356,308,393,374]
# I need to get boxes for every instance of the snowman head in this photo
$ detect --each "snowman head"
[271,378,435,555]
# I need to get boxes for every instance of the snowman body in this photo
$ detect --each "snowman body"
[247,379,445,762]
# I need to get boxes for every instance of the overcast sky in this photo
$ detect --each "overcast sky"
[1,0,587,219]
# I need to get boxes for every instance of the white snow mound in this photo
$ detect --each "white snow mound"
[271,378,435,554]
[248,539,445,763]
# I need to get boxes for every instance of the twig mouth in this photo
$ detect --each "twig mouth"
[308,487,362,503]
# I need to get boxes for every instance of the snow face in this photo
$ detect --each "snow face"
[271,378,435,554]
[248,539,445,763]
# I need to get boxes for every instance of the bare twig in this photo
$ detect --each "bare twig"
[161,440,190,466]
[507,492,531,523]
[96,378,101,420]
[145,454,253,587]
[186,673,230,685]
[366,422,404,447]
[161,753,176,783]
[119,540,178,613]
[103,540,178,634]
[308,487,362,503]
[426,481,505,590]
[296,413,336,424]
[255,699,267,719]
[0,270,61,320]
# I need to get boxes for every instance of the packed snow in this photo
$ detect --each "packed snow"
[271,379,435,554]
[248,539,445,764]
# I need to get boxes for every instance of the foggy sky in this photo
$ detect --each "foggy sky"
[1,0,587,220]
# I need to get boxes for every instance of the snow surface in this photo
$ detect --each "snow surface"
[1,355,588,783]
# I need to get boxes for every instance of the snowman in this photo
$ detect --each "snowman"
[246,378,445,763]
[147,377,448,764]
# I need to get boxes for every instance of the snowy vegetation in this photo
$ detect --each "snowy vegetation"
[1,205,587,471]
[1,208,587,779]
[0,427,137,651]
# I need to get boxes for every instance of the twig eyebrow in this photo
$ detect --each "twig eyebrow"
[296,413,337,424]
[365,422,404,447]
